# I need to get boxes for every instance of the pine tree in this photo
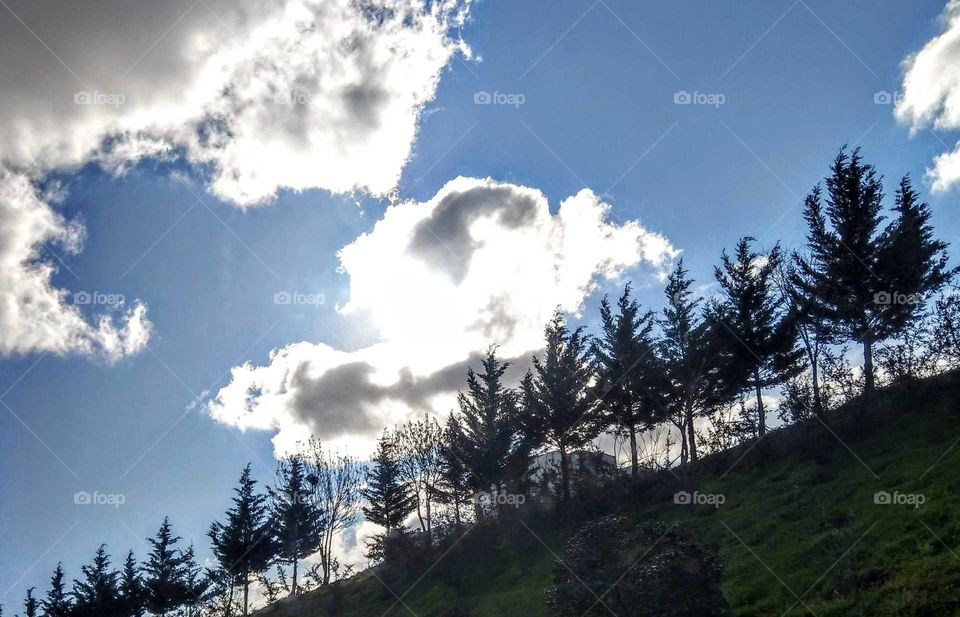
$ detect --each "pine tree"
[522,309,602,501]
[41,563,72,617]
[659,261,732,463]
[210,464,278,615]
[270,456,321,597]
[361,432,414,559]
[783,243,836,417]
[143,518,191,617]
[72,545,123,617]
[794,150,954,397]
[880,176,955,339]
[437,414,473,527]
[714,238,805,435]
[118,551,146,617]
[592,284,666,477]
[23,588,38,617]
[179,544,210,617]
[455,346,528,516]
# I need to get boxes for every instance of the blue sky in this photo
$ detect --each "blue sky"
[2,0,959,606]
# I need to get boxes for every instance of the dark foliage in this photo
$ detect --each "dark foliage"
[547,516,729,617]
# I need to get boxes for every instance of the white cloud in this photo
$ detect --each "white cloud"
[0,0,470,358]
[208,177,678,456]
[0,170,151,360]
[1,0,470,203]
[895,0,960,191]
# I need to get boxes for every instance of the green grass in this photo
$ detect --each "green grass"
[256,372,960,616]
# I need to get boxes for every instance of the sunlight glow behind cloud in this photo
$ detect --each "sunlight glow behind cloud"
[208,177,679,456]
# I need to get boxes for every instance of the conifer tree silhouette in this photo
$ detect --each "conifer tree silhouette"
[593,284,667,476]
[143,518,191,617]
[72,545,123,617]
[210,464,277,615]
[522,309,601,500]
[362,431,415,559]
[794,149,954,397]
[41,563,72,617]
[714,238,805,435]
[270,456,321,597]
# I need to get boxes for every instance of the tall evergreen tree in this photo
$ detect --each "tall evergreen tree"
[592,284,667,477]
[361,432,415,560]
[269,456,321,597]
[659,261,732,463]
[179,544,210,617]
[522,309,602,501]
[437,414,473,527]
[783,244,836,417]
[41,563,72,617]
[118,551,146,617]
[881,175,955,335]
[210,464,278,615]
[72,545,123,617]
[455,346,527,515]
[714,238,805,435]
[143,518,191,617]
[794,150,954,396]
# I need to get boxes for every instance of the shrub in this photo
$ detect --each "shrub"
[547,516,730,616]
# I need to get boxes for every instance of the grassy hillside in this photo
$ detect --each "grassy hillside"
[256,372,960,616]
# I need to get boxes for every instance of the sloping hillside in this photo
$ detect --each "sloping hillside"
[256,372,960,616]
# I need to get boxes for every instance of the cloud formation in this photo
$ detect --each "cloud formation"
[0,169,151,360]
[208,177,678,455]
[0,0,469,358]
[896,0,960,191]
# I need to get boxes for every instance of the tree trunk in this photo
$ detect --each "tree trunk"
[677,419,688,465]
[326,531,334,585]
[291,557,298,597]
[685,402,698,462]
[474,492,483,522]
[415,495,425,533]
[628,422,639,478]
[811,354,823,417]
[243,571,250,617]
[559,443,571,501]
[863,339,875,399]
[225,580,235,617]
[425,493,433,546]
[320,543,329,586]
[453,492,462,528]
[755,372,766,436]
